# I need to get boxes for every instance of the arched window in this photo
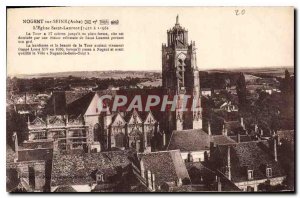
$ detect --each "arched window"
[94,124,101,142]
[115,133,125,148]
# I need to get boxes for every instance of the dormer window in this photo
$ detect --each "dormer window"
[96,173,104,183]
[247,170,254,180]
[266,168,272,178]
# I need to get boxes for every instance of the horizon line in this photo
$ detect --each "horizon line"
[8,65,294,77]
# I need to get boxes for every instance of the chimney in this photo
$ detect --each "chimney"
[151,173,156,191]
[177,178,182,187]
[208,121,211,136]
[217,177,222,192]
[224,128,228,136]
[241,117,245,130]
[237,133,241,143]
[274,138,278,162]
[225,146,231,180]
[162,131,166,147]
[188,152,193,162]
[147,170,152,190]
[24,92,27,104]
[12,132,18,162]
[140,159,145,178]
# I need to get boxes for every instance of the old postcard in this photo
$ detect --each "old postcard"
[6,7,294,192]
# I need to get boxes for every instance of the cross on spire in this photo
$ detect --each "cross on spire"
[176,14,179,25]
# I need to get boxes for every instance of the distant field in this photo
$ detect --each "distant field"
[138,79,162,87]
[204,66,294,78]
[13,70,161,79]
[244,74,262,81]
[10,66,293,79]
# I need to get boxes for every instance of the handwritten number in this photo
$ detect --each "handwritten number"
[235,9,246,16]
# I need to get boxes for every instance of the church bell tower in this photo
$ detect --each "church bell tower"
[162,15,202,132]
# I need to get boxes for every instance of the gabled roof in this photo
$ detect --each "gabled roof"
[48,115,66,126]
[67,92,95,116]
[138,150,190,186]
[127,109,143,124]
[65,91,91,105]
[212,135,237,145]
[30,117,46,127]
[167,129,210,152]
[51,149,137,186]
[144,111,157,124]
[111,113,127,127]
[216,141,285,183]
[44,91,67,115]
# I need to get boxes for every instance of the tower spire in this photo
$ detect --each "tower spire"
[176,15,179,25]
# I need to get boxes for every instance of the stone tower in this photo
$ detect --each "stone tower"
[162,15,202,133]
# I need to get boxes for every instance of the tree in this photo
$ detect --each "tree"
[280,69,294,126]
[236,72,247,108]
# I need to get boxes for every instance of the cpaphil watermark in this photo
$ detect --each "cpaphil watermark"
[97,94,201,112]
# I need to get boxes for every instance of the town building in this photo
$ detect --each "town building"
[210,140,286,191]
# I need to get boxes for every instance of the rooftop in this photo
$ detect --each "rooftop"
[138,150,190,186]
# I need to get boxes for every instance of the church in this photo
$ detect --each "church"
[161,15,202,135]
[24,16,203,154]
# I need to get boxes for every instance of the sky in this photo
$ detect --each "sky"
[7,7,294,76]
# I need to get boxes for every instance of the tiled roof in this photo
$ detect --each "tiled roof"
[19,140,53,150]
[185,162,240,192]
[185,161,215,178]
[167,129,210,152]
[138,150,190,186]
[44,92,67,115]
[65,91,91,105]
[229,135,252,143]
[216,141,285,183]
[51,149,137,186]
[277,130,294,144]
[67,92,95,116]
[212,135,237,145]
[17,148,53,162]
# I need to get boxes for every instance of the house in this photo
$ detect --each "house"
[138,150,190,191]
[210,140,286,191]
[6,133,53,192]
[166,129,210,162]
[185,161,241,192]
[51,149,142,192]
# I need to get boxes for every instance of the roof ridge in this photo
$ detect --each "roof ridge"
[166,131,175,150]
[138,149,180,155]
